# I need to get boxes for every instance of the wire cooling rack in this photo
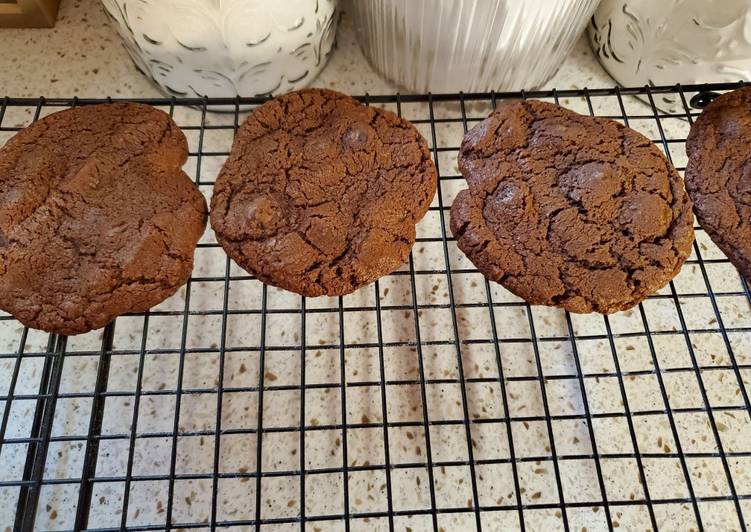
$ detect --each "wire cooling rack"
[1,83,750,532]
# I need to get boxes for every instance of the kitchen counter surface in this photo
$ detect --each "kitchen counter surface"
[2,2,750,532]
[0,0,611,98]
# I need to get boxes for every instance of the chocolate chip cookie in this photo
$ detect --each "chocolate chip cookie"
[211,88,436,296]
[450,100,694,314]
[0,103,208,335]
[686,86,751,280]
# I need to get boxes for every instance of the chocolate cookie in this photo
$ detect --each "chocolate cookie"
[450,100,694,314]
[686,87,751,280]
[210,88,436,296]
[0,103,207,335]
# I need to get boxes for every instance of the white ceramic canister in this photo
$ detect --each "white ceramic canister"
[589,0,751,112]
[100,0,339,98]
[351,0,600,93]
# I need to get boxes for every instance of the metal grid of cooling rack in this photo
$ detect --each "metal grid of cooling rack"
[0,83,750,532]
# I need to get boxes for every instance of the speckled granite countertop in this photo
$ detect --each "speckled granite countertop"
[1,2,751,532]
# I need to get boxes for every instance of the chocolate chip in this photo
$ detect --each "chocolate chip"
[342,124,370,148]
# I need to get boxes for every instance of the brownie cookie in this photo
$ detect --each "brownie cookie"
[211,88,436,296]
[450,100,694,314]
[0,103,207,335]
[686,87,751,280]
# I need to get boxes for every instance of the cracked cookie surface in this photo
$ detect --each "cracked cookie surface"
[450,99,694,314]
[686,87,751,281]
[210,89,436,296]
[0,103,208,335]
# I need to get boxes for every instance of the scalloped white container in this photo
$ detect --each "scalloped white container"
[589,0,751,113]
[100,0,339,98]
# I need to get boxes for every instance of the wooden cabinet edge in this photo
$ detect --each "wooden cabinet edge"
[0,0,62,28]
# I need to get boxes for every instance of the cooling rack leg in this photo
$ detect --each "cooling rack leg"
[73,323,116,530]
[14,335,67,532]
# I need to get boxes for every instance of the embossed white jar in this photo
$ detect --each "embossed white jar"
[589,0,751,112]
[100,0,339,98]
